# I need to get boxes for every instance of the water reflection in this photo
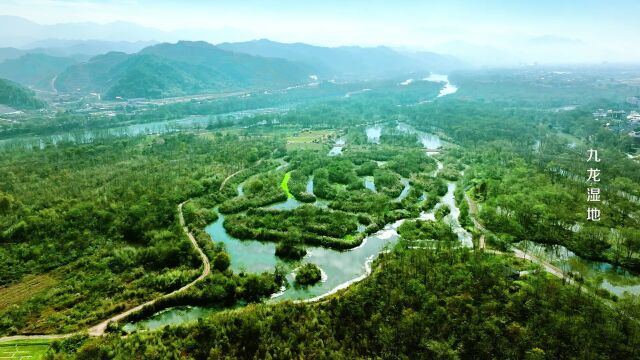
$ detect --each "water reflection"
[515,240,640,296]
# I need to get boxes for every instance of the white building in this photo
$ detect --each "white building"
[628,111,640,123]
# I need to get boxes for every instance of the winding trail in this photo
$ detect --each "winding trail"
[0,201,210,342]
[220,169,245,191]
[0,158,282,343]
[219,159,267,192]
[464,192,568,280]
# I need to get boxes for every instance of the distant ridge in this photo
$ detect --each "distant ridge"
[0,53,78,90]
[218,39,466,78]
[0,36,467,100]
[56,41,312,99]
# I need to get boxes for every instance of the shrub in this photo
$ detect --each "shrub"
[295,263,322,286]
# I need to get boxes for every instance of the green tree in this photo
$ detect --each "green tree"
[213,252,231,272]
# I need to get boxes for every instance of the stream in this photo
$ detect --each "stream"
[123,124,638,332]
[328,138,345,156]
[123,140,464,332]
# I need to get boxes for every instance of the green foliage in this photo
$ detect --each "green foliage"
[386,150,437,177]
[435,204,451,221]
[0,78,45,109]
[275,237,307,260]
[287,170,316,203]
[398,219,457,242]
[55,247,640,359]
[219,171,288,214]
[355,160,378,176]
[224,205,360,249]
[213,252,231,272]
[0,133,276,334]
[183,200,218,231]
[373,168,403,197]
[295,263,322,286]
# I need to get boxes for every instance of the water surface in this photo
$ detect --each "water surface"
[515,240,640,296]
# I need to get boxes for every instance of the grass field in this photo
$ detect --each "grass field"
[0,340,51,359]
[286,142,324,151]
[0,274,57,311]
[286,130,335,144]
[286,130,334,151]
[281,172,293,198]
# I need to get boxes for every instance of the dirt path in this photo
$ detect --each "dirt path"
[464,193,486,232]
[464,192,569,280]
[512,248,566,279]
[0,334,74,343]
[0,201,210,342]
[219,169,245,191]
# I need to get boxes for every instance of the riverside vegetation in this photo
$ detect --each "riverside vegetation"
[0,68,639,359]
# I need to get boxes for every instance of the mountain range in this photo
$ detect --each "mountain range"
[0,53,78,90]
[0,16,165,48]
[0,35,466,100]
[218,39,464,78]
[54,41,313,99]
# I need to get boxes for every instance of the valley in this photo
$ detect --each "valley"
[0,37,639,360]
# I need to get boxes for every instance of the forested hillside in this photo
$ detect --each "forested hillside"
[56,41,312,99]
[0,53,77,89]
[0,77,45,109]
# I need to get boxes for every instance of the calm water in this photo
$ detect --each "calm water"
[364,176,377,192]
[423,74,458,97]
[0,107,288,151]
[515,240,640,296]
[344,89,372,98]
[328,138,345,156]
[394,178,411,202]
[0,115,210,150]
[418,182,473,247]
[124,152,470,331]
[122,306,222,333]
[396,122,442,149]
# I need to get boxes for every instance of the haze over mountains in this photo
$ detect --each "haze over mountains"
[218,39,464,78]
[0,16,469,101]
[2,14,634,104]
[0,16,166,48]
[54,41,314,99]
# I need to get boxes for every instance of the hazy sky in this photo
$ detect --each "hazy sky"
[1,0,639,63]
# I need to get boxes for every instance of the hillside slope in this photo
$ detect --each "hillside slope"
[0,53,77,90]
[218,39,466,79]
[0,78,46,109]
[56,41,312,99]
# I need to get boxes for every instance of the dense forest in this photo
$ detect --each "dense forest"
[46,245,640,359]
[1,67,639,359]
[0,77,46,110]
[0,133,281,334]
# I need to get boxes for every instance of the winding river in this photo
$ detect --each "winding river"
[423,74,458,97]
[0,107,288,151]
[124,137,466,331]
